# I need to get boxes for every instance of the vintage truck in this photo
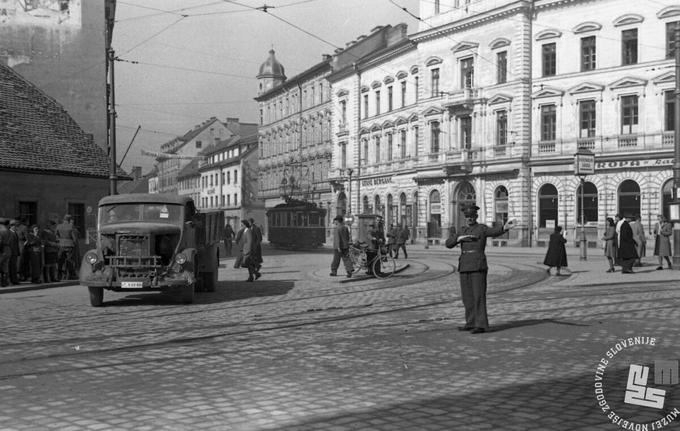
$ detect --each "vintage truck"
[79,193,223,306]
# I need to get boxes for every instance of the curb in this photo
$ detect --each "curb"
[0,280,76,294]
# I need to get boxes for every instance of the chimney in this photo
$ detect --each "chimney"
[322,54,332,61]
[131,166,142,180]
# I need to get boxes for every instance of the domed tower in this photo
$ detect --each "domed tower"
[257,49,286,95]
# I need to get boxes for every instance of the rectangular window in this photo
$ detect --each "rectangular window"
[460,116,471,149]
[196,140,202,149]
[621,95,638,135]
[401,81,407,107]
[227,195,231,206]
[388,86,393,111]
[387,133,393,161]
[400,130,407,158]
[460,58,474,88]
[667,21,680,58]
[18,201,37,228]
[496,51,507,84]
[234,170,238,184]
[542,43,556,77]
[665,90,676,131]
[430,121,440,153]
[621,29,638,65]
[375,90,381,115]
[221,172,225,185]
[581,36,596,71]
[341,143,347,169]
[540,105,556,141]
[414,77,419,102]
[375,137,381,164]
[340,100,347,124]
[496,110,507,147]
[227,171,231,184]
[363,94,369,119]
[434,0,440,14]
[431,68,440,97]
[363,139,369,163]
[579,100,596,137]
[234,193,238,206]
[414,126,419,156]
[210,175,213,187]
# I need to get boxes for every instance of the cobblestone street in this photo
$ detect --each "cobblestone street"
[0,247,679,430]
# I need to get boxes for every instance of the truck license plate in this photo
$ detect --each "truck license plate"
[121,281,144,289]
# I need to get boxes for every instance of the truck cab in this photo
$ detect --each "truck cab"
[80,193,223,306]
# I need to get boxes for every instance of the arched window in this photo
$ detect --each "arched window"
[538,184,558,228]
[375,195,383,217]
[662,179,673,221]
[617,180,640,218]
[336,192,347,217]
[429,190,442,236]
[387,194,394,227]
[576,182,598,224]
[494,186,509,226]
[399,193,407,227]
[363,195,370,214]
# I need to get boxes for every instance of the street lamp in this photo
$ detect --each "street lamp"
[574,147,595,261]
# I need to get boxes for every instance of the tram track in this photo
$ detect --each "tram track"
[0,258,546,372]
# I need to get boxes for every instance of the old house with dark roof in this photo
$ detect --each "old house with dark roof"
[0,63,115,242]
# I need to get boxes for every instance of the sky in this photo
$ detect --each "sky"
[113,0,420,174]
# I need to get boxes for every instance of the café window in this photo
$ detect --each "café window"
[618,180,640,219]
[538,184,558,228]
[576,182,598,224]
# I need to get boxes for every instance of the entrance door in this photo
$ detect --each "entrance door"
[452,181,476,236]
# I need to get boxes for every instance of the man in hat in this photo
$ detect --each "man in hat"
[56,214,77,280]
[330,215,353,278]
[7,220,21,284]
[0,218,11,287]
[445,205,515,334]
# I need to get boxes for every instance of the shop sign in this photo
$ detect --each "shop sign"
[361,176,393,187]
[595,158,673,170]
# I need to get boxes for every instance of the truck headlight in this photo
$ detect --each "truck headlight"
[175,253,187,265]
[85,252,99,265]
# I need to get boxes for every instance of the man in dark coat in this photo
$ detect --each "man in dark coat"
[365,216,386,276]
[617,217,638,274]
[248,218,263,277]
[56,214,77,280]
[330,215,353,278]
[8,220,21,284]
[0,218,11,287]
[543,225,568,275]
[445,205,515,334]
[223,223,235,257]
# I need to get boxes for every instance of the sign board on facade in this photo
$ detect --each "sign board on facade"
[361,176,393,187]
[574,148,595,176]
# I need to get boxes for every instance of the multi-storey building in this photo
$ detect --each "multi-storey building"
[254,50,334,236]
[155,117,252,195]
[198,133,262,229]
[328,0,679,247]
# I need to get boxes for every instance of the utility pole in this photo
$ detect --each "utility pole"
[105,0,118,195]
[672,27,680,266]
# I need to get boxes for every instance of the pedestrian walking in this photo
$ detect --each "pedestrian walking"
[239,220,259,282]
[653,214,673,270]
[330,215,353,278]
[15,218,29,281]
[394,224,410,259]
[543,225,567,276]
[56,214,77,280]
[24,225,44,283]
[629,214,646,267]
[601,217,617,273]
[386,224,397,257]
[223,223,235,257]
[8,220,21,284]
[41,221,59,283]
[249,218,263,275]
[445,205,515,334]
[0,218,11,287]
[233,221,245,269]
[618,217,638,274]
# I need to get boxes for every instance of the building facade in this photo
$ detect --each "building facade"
[327,0,678,247]
[254,50,334,237]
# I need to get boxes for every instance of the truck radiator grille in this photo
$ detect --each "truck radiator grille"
[108,256,163,279]
[117,234,150,257]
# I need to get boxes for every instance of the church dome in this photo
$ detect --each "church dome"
[257,49,286,79]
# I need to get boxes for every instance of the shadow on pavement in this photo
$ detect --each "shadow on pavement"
[273,366,676,431]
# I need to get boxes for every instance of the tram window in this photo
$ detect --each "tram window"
[286,212,291,227]
[309,213,320,226]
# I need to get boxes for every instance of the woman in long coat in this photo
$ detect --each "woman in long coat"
[24,225,44,283]
[653,214,673,270]
[543,225,568,275]
[618,219,638,274]
[601,217,617,273]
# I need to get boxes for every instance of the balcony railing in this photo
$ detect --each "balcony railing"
[662,131,674,147]
[577,137,595,150]
[617,135,638,148]
[532,132,673,158]
[538,140,556,153]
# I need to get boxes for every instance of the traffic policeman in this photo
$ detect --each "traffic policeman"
[445,205,515,334]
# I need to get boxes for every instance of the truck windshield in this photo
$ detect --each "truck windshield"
[99,203,183,226]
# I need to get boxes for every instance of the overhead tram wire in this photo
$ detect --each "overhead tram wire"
[115,58,254,80]
[122,15,187,54]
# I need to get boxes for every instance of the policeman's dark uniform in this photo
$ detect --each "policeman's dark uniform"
[445,206,509,333]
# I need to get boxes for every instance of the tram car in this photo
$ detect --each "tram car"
[266,199,327,249]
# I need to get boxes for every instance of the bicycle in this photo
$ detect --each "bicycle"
[348,242,396,279]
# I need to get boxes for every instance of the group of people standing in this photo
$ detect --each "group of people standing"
[232,218,263,282]
[0,214,79,287]
[602,213,673,273]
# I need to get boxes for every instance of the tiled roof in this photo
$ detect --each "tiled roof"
[177,158,200,179]
[0,63,113,178]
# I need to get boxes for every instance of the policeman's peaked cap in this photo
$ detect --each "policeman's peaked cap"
[462,205,480,217]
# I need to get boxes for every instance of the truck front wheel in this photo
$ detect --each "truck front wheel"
[201,271,217,292]
[88,286,104,307]
[180,283,195,304]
